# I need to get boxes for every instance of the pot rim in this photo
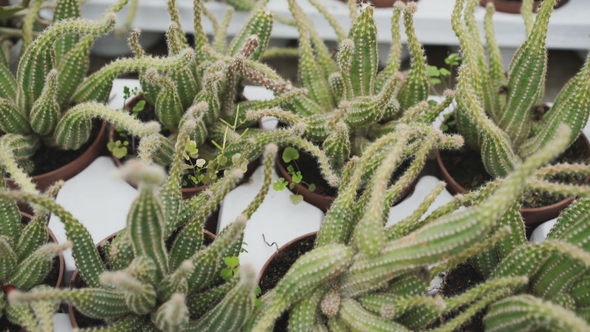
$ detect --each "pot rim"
[436,133,590,225]
[4,120,108,193]
[275,147,424,213]
[257,231,318,285]
[478,0,569,14]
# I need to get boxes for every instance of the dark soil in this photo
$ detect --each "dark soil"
[278,147,339,198]
[439,114,590,208]
[278,146,416,202]
[3,119,102,177]
[428,263,486,331]
[0,216,63,332]
[259,234,317,332]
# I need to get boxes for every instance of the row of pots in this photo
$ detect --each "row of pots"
[6,80,586,328]
[343,0,570,13]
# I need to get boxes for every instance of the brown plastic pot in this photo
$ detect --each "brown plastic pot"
[340,0,417,8]
[5,120,108,193]
[436,133,590,230]
[479,0,569,14]
[276,150,425,213]
[0,212,65,331]
[68,229,215,328]
[258,232,317,287]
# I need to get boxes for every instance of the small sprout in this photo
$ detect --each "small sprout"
[308,183,316,192]
[220,256,240,280]
[273,178,288,191]
[132,100,146,114]
[427,65,440,77]
[195,158,206,168]
[107,140,129,159]
[292,171,303,184]
[282,147,299,163]
[184,140,198,160]
[444,52,462,66]
[289,194,304,204]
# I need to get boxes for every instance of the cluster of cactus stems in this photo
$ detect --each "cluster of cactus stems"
[2,0,590,330]
[451,0,590,178]
[3,116,281,331]
[0,0,147,189]
[240,126,590,331]
[98,0,312,171]
[245,1,459,190]
[0,162,71,330]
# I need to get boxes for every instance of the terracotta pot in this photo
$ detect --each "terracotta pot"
[436,133,590,230]
[0,212,65,332]
[479,0,569,14]
[4,120,108,195]
[340,0,417,8]
[276,149,424,213]
[68,229,215,328]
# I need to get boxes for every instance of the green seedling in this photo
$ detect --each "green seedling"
[106,140,129,159]
[273,147,317,205]
[182,106,250,187]
[221,256,240,280]
[441,113,457,132]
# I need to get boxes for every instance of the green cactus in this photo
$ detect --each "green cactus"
[245,1,457,194]
[244,110,585,330]
[3,120,280,331]
[451,0,590,179]
[0,0,152,192]
[0,173,69,331]
[108,0,305,189]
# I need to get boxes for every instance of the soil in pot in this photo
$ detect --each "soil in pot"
[437,113,590,228]
[3,119,106,190]
[479,0,569,14]
[439,134,590,208]
[69,229,215,328]
[258,233,317,332]
[0,214,65,332]
[427,263,486,331]
[276,146,419,212]
[109,94,260,199]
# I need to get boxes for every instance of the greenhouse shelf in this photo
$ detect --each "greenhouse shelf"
[81,0,590,50]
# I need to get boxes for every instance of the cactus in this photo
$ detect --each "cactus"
[3,118,280,331]
[243,114,586,330]
[245,1,459,192]
[0,170,69,331]
[0,0,153,192]
[451,0,590,179]
[108,0,305,187]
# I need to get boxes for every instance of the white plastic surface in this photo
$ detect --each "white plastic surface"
[80,0,590,49]
[48,157,139,284]
[218,166,324,276]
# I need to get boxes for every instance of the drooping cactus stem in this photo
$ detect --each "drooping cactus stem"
[30,69,60,136]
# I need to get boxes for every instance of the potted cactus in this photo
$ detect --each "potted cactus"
[435,164,590,330]
[479,0,569,14]
[245,1,458,211]
[437,0,590,229]
[107,0,307,199]
[2,117,281,331]
[246,115,579,330]
[0,176,67,331]
[0,0,142,195]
